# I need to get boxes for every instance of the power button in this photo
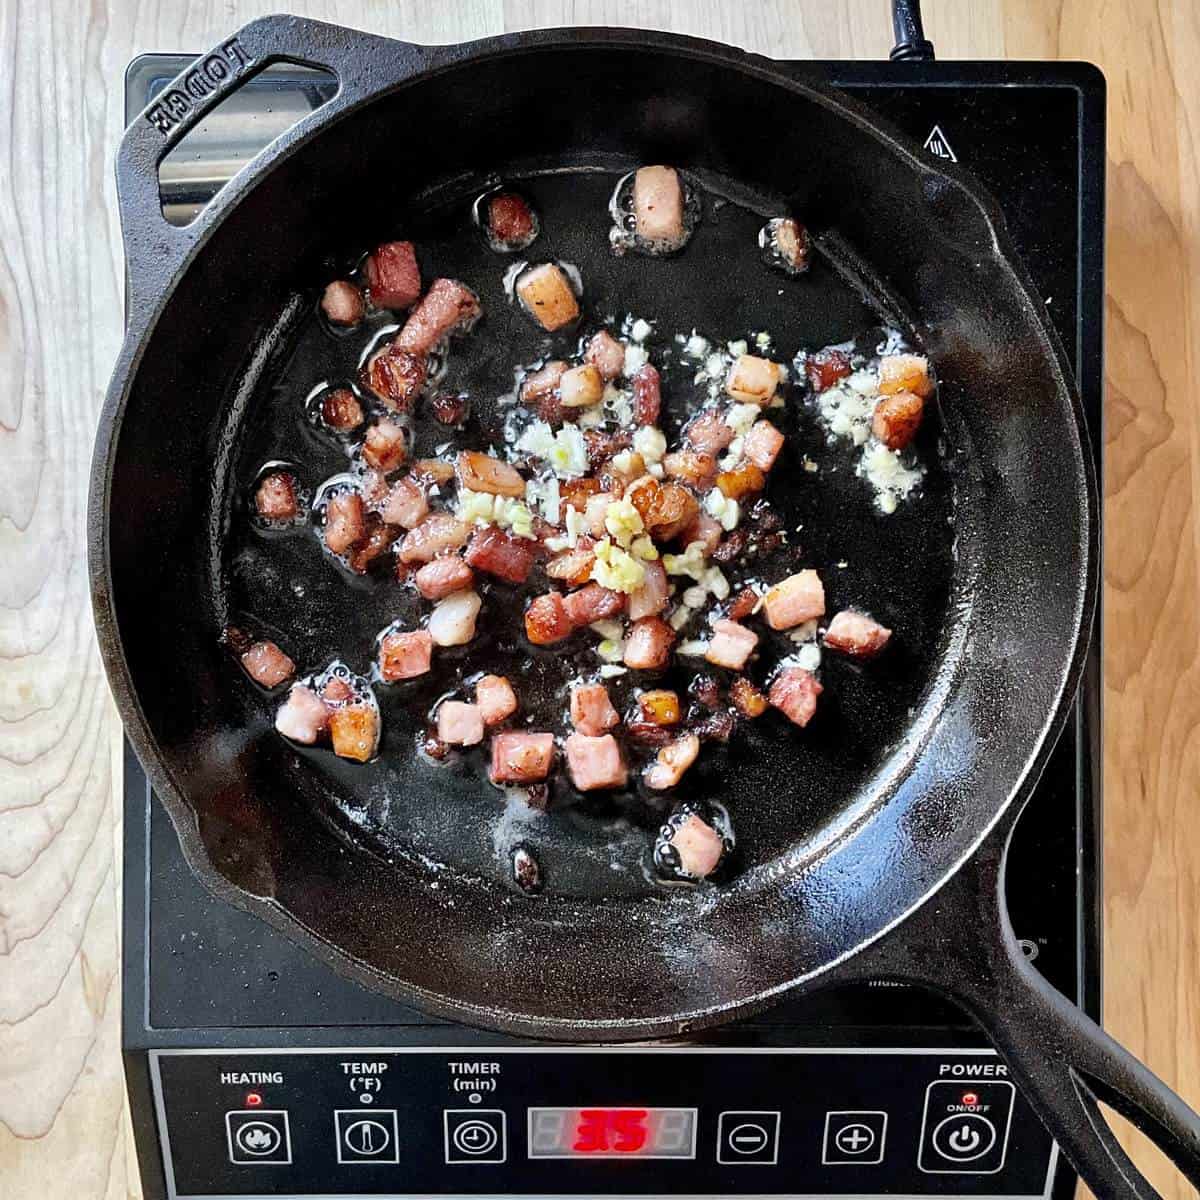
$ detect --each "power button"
[931,1113,996,1162]
[918,1080,1014,1174]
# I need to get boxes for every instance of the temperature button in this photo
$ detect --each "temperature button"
[716,1111,780,1165]
[335,1109,399,1164]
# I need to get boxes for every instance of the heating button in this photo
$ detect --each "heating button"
[225,1110,292,1165]
[918,1080,1015,1174]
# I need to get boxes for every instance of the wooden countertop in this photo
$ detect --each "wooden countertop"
[2,3,1197,1197]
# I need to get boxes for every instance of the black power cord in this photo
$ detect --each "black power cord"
[890,0,936,61]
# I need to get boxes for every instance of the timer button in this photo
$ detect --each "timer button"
[444,1109,507,1164]
[716,1111,780,1165]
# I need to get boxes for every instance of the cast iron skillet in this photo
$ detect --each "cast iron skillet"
[89,16,1200,1199]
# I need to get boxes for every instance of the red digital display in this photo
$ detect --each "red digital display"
[572,1109,648,1154]
[527,1106,696,1159]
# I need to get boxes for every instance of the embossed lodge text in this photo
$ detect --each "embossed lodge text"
[144,38,254,135]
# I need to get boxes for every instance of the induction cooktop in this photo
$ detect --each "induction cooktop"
[119,47,1104,1200]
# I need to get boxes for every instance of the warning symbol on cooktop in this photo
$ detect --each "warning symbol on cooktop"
[923,124,958,162]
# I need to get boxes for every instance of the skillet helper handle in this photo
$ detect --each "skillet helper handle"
[858,826,1200,1200]
[115,14,423,313]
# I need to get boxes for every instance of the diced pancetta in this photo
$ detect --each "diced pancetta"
[565,733,627,791]
[379,629,434,681]
[397,513,471,563]
[346,516,398,574]
[627,559,669,620]
[631,364,662,425]
[428,589,482,647]
[667,812,725,877]
[396,278,481,354]
[437,700,485,746]
[464,526,535,584]
[623,616,675,669]
[256,471,299,521]
[823,610,893,659]
[363,342,427,412]
[804,348,852,392]
[324,492,366,555]
[490,732,556,784]
[241,641,295,688]
[725,354,781,406]
[559,363,604,409]
[762,570,825,630]
[414,556,475,600]
[475,675,518,725]
[329,704,380,762]
[685,409,736,455]
[365,241,421,309]
[546,545,596,586]
[570,682,620,736]
[871,391,925,450]
[743,420,785,470]
[678,511,722,556]
[878,352,933,399]
[630,479,699,542]
[321,387,364,430]
[769,667,823,728]
[584,329,626,381]
[563,582,625,628]
[525,592,574,645]
[516,263,579,332]
[380,476,429,528]
[729,675,768,718]
[320,280,365,326]
[362,419,408,472]
[486,192,537,249]
[456,450,526,497]
[520,360,567,423]
[663,448,718,490]
[715,460,765,500]
[274,684,330,744]
[633,165,684,243]
[704,619,759,670]
[644,732,700,790]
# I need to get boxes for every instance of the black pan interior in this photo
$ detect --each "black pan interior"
[220,165,954,902]
[98,38,1091,1036]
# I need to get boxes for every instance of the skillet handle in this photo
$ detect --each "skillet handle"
[115,15,425,314]
[855,821,1200,1200]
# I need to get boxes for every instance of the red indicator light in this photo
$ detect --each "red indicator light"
[962,1092,979,1106]
[245,1092,263,1107]
[572,1110,649,1154]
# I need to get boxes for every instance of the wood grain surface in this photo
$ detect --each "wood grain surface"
[0,2,1196,1197]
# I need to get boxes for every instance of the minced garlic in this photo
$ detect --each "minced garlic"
[662,540,709,581]
[603,498,644,548]
[591,538,647,593]
[632,425,667,464]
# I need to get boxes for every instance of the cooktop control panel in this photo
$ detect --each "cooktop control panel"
[151,1048,1055,1197]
